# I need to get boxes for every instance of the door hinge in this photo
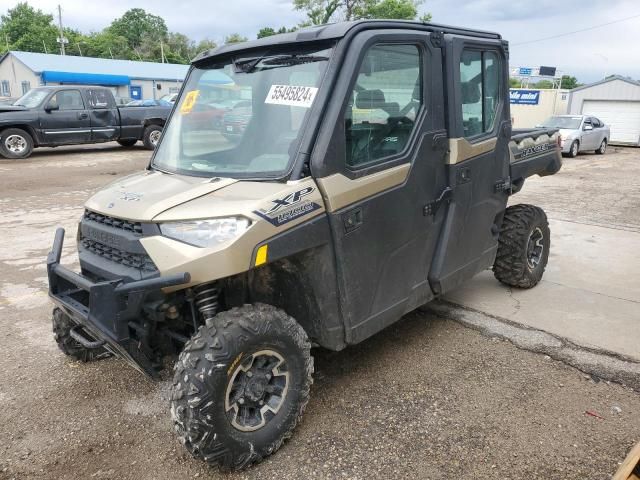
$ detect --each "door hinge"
[424,187,453,216]
[494,176,512,193]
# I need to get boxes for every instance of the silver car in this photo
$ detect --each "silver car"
[539,115,609,157]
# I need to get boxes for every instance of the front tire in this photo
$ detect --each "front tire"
[567,140,579,158]
[493,204,550,289]
[596,138,607,154]
[52,308,110,361]
[171,304,313,471]
[0,128,34,159]
[142,124,162,149]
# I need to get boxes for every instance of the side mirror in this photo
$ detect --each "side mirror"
[44,103,59,112]
[583,124,593,131]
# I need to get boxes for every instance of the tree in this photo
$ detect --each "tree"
[0,2,58,54]
[533,80,554,89]
[108,8,168,50]
[294,0,429,24]
[82,31,132,59]
[354,0,424,20]
[225,33,248,44]
[257,27,277,39]
[560,75,580,89]
[510,78,523,88]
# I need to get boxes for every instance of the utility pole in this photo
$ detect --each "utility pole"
[42,40,48,54]
[57,5,65,55]
[4,34,9,52]
[160,40,165,63]
[108,47,114,59]
[76,42,83,56]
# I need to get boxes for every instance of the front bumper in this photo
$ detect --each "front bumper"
[47,228,190,378]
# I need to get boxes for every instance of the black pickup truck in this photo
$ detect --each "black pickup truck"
[0,85,170,159]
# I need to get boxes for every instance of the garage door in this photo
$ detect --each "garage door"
[582,100,640,145]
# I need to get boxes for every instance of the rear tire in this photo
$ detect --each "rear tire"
[117,138,137,147]
[171,304,313,471]
[0,128,34,159]
[52,308,110,362]
[596,138,607,154]
[142,124,162,149]
[493,204,550,289]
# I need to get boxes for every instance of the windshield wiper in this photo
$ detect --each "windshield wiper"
[233,54,328,73]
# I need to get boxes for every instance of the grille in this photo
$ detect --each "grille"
[81,238,157,272]
[84,210,143,235]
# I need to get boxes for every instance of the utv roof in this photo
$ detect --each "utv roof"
[193,20,502,64]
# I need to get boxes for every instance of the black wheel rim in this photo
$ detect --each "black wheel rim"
[526,227,544,269]
[225,350,289,432]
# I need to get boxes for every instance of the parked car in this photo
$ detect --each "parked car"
[221,100,252,141]
[539,115,609,157]
[160,92,179,104]
[0,85,171,159]
[126,99,172,107]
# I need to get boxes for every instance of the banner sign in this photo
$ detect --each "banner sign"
[510,89,540,105]
[518,67,533,76]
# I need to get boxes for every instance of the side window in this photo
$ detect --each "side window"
[89,89,113,108]
[51,90,85,110]
[459,50,501,138]
[345,44,423,168]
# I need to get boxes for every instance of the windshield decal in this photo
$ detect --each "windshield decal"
[265,85,318,108]
[180,90,200,114]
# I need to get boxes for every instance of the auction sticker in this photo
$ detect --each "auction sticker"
[265,85,318,108]
[180,90,200,114]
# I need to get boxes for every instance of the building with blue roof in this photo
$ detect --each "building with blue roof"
[0,51,190,102]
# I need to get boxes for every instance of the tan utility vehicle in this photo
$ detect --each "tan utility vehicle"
[47,20,562,470]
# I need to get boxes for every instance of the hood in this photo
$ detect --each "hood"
[558,128,578,138]
[0,105,28,112]
[85,170,238,220]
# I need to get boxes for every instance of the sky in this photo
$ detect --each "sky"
[4,0,640,83]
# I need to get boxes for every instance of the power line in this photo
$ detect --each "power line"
[512,12,640,46]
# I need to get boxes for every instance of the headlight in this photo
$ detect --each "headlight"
[160,217,250,248]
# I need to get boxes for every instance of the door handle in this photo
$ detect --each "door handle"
[78,112,88,120]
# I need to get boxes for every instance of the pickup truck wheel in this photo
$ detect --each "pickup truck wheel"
[493,204,550,289]
[117,139,137,147]
[52,308,110,362]
[567,140,579,158]
[142,125,162,149]
[596,139,607,154]
[171,303,313,471]
[0,128,34,159]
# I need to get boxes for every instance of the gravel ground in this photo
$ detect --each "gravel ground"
[0,143,638,480]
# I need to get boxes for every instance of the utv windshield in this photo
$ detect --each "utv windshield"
[541,116,583,129]
[152,45,332,178]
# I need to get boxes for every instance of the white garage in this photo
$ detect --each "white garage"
[568,75,640,146]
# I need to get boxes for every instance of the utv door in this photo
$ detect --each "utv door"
[314,30,449,344]
[40,89,91,145]
[428,36,511,294]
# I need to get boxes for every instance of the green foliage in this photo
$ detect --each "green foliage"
[354,0,422,20]
[0,2,58,54]
[294,0,430,24]
[257,27,277,38]
[225,33,248,44]
[108,8,168,50]
[509,77,523,88]
[533,80,554,89]
[257,26,297,39]
[560,75,580,89]
[81,31,132,59]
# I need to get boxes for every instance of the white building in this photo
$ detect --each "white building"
[568,75,640,146]
[0,51,188,102]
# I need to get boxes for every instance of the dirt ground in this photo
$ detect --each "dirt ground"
[0,144,638,480]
